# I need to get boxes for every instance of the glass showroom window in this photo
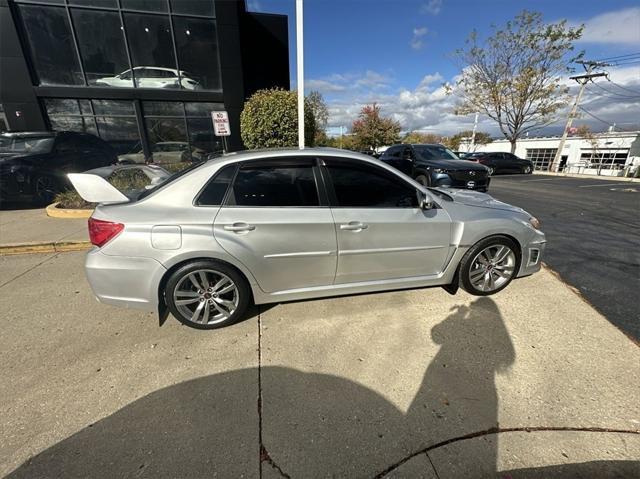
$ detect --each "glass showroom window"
[71,8,130,87]
[18,4,84,86]
[525,149,557,170]
[170,0,215,17]
[173,17,222,91]
[121,0,168,12]
[123,13,179,90]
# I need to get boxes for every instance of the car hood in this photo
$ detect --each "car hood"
[420,158,487,170]
[437,188,528,214]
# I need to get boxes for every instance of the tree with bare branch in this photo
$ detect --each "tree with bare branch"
[451,11,583,152]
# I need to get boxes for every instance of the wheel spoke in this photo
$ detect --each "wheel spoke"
[212,277,230,292]
[494,269,510,279]
[495,247,511,263]
[176,291,200,298]
[213,297,235,312]
[176,298,200,306]
[470,268,485,281]
[482,273,491,290]
[199,271,210,289]
[189,274,203,291]
[201,301,210,323]
[217,283,236,295]
[211,300,230,318]
[488,273,496,290]
[191,301,205,322]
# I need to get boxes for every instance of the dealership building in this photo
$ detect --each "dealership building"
[460,130,640,176]
[0,0,289,158]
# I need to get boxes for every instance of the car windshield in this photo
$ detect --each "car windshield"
[0,136,54,154]
[414,145,460,161]
[135,160,205,201]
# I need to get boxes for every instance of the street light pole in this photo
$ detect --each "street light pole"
[470,112,479,152]
[296,0,304,149]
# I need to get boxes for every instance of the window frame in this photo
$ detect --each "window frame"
[219,158,328,209]
[319,156,421,209]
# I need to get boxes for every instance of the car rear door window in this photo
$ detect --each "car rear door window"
[226,161,319,207]
[196,163,236,206]
[324,159,418,208]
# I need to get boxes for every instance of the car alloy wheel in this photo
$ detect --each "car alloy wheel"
[469,245,516,292]
[415,175,430,186]
[34,175,58,203]
[165,260,249,329]
[459,236,520,296]
[487,167,495,176]
[523,165,532,174]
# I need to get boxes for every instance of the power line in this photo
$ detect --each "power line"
[587,82,640,99]
[577,105,614,126]
[609,60,640,67]
[594,52,640,62]
[608,81,640,95]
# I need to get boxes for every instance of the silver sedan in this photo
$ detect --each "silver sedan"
[69,148,546,329]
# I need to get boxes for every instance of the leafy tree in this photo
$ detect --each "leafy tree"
[447,130,493,151]
[306,90,329,144]
[351,103,401,150]
[451,11,583,152]
[240,88,316,149]
[402,131,444,144]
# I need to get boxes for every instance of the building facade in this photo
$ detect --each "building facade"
[460,131,640,176]
[0,0,289,160]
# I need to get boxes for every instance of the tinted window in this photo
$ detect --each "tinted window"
[325,160,418,208]
[170,0,215,16]
[173,17,221,91]
[414,145,458,160]
[197,164,236,206]
[18,5,84,86]
[382,146,400,159]
[121,0,167,11]
[227,164,319,207]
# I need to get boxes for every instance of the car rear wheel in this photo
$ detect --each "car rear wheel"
[165,260,250,329]
[415,174,430,186]
[459,236,520,296]
[522,165,532,174]
[486,167,495,176]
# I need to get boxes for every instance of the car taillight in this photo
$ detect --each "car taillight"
[88,218,124,247]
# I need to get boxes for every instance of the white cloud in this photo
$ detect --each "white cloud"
[306,79,347,93]
[420,0,442,15]
[323,66,640,136]
[410,27,429,50]
[573,7,640,45]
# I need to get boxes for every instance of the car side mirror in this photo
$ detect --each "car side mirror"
[418,190,434,210]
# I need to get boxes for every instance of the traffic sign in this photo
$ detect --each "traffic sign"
[211,111,231,137]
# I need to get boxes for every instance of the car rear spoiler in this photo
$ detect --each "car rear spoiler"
[67,173,129,204]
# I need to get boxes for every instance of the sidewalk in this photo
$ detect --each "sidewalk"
[1,252,638,478]
[533,170,640,182]
[0,208,90,254]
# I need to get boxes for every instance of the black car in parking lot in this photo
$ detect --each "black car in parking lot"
[380,144,491,191]
[464,151,533,175]
[0,131,117,204]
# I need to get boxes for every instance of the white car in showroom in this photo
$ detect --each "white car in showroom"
[94,67,201,90]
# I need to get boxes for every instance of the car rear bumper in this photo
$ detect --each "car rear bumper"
[85,249,166,312]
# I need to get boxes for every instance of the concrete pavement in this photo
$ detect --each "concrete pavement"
[0,251,638,477]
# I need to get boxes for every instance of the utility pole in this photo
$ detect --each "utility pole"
[550,60,608,171]
[469,112,479,152]
[296,0,305,149]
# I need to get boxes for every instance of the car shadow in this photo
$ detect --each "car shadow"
[6,298,634,477]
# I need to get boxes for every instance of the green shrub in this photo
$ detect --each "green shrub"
[240,88,316,149]
[54,190,95,209]
[162,162,194,173]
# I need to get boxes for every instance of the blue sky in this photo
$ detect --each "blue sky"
[248,0,640,136]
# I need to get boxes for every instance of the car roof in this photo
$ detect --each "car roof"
[207,147,380,164]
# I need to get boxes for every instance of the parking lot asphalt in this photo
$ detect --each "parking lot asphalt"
[489,174,640,341]
[1,251,639,477]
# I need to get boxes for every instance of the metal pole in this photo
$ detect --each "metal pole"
[296,0,305,149]
[551,78,588,171]
[470,112,479,152]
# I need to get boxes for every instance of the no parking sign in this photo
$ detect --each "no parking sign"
[211,111,231,137]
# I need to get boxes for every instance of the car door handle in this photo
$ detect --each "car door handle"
[340,221,368,231]
[223,223,256,232]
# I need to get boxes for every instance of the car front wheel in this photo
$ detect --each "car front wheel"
[415,174,430,186]
[522,165,532,174]
[165,260,250,329]
[459,236,520,296]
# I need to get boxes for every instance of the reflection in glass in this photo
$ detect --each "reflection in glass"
[170,0,215,17]
[44,99,92,116]
[145,118,195,164]
[185,102,223,117]
[121,0,168,12]
[92,100,135,116]
[187,118,222,157]
[18,5,84,86]
[48,116,98,136]
[173,17,221,91]
[96,116,143,157]
[142,101,184,116]
[123,13,179,89]
[68,0,118,7]
[71,9,130,87]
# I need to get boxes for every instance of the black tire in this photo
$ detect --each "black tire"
[522,165,532,174]
[165,259,250,330]
[487,167,495,176]
[459,236,521,296]
[415,174,430,187]
[32,174,61,205]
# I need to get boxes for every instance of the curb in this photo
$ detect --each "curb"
[45,202,93,219]
[533,171,640,182]
[0,240,92,256]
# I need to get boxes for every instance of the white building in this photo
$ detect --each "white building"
[459,131,640,176]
